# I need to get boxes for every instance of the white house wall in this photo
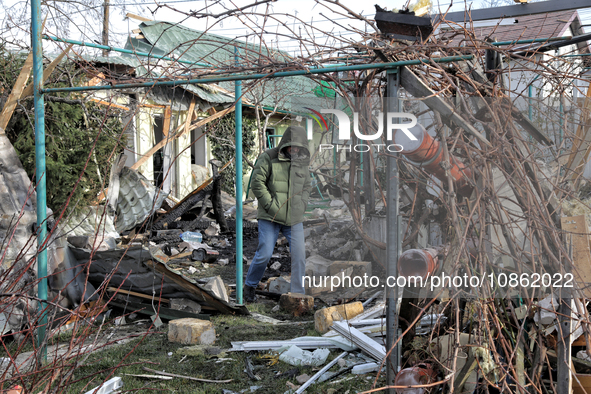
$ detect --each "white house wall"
[176,111,193,199]
[136,107,155,181]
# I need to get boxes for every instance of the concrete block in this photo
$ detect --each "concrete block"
[314,302,364,333]
[168,318,215,345]
[279,292,314,316]
[328,260,372,278]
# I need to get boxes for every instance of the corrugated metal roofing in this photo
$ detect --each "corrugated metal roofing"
[126,22,321,112]
[85,54,142,68]
[60,206,119,239]
[115,167,169,233]
[135,21,291,67]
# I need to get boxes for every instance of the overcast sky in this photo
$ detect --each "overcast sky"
[1,0,590,56]
[0,0,462,54]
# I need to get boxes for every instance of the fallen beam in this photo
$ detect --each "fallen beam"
[163,158,232,212]
[95,108,234,204]
[458,60,552,146]
[0,52,34,133]
[21,44,74,99]
[399,66,491,147]
[131,105,235,171]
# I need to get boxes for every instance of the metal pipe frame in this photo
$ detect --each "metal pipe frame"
[43,35,213,68]
[31,0,48,361]
[31,26,477,360]
[41,56,473,94]
[235,47,244,305]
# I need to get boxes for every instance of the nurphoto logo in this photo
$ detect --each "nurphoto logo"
[305,108,419,153]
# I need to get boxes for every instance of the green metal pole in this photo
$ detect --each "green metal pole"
[235,47,243,305]
[42,55,474,94]
[528,84,533,121]
[43,35,213,67]
[31,0,47,361]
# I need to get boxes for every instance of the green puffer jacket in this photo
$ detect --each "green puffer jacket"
[251,126,312,226]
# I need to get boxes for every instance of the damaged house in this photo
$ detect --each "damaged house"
[6,0,591,393]
[82,19,323,201]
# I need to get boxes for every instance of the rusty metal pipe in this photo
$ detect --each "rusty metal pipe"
[395,124,473,197]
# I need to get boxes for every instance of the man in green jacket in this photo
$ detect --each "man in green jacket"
[244,126,312,302]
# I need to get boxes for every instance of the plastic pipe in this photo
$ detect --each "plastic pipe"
[398,248,439,279]
[395,124,473,197]
[42,55,474,94]
[235,47,243,305]
[31,0,48,360]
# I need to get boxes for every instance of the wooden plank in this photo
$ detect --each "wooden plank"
[567,86,591,168]
[399,66,492,148]
[0,52,33,133]
[84,72,106,87]
[126,12,151,22]
[140,103,167,109]
[185,97,196,135]
[162,106,172,137]
[107,286,170,303]
[131,105,235,171]
[21,44,74,99]
[561,216,591,298]
[89,98,130,111]
[108,300,210,321]
[574,374,591,394]
[568,87,591,182]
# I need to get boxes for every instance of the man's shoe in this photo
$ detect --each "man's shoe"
[244,285,258,303]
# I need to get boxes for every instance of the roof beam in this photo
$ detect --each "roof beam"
[440,0,591,23]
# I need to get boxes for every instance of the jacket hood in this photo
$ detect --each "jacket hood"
[277,126,310,159]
